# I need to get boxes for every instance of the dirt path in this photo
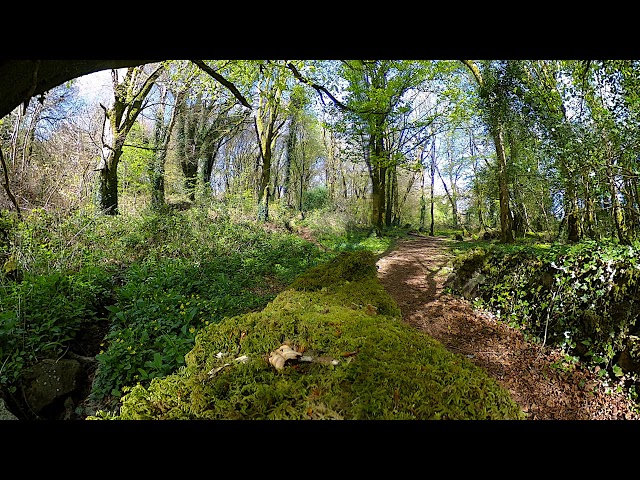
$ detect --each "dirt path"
[376,233,640,420]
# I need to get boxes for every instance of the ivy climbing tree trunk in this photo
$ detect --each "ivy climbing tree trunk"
[0,147,21,219]
[150,85,183,211]
[254,65,287,222]
[368,132,387,233]
[98,64,163,215]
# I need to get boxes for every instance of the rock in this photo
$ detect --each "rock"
[0,398,18,420]
[21,358,82,413]
[461,271,486,299]
[618,335,640,376]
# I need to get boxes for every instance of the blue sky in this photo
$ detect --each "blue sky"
[74,70,118,105]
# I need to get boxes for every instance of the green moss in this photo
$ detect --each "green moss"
[289,250,378,291]
[91,251,525,420]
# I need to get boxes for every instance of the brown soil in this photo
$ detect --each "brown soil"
[376,233,640,420]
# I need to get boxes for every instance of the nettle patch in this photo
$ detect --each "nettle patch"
[447,240,640,391]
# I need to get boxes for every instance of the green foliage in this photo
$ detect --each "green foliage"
[290,250,378,292]
[119,122,153,197]
[89,209,328,402]
[447,238,640,383]
[92,251,524,420]
[0,204,330,407]
[303,215,395,255]
[301,186,330,211]
[0,267,112,394]
[1,197,530,419]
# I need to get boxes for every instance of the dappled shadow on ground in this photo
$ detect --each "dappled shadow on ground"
[376,234,640,420]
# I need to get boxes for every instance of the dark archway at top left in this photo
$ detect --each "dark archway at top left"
[0,60,162,120]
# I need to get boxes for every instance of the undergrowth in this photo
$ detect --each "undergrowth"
[92,251,525,420]
[0,205,331,409]
[1,199,527,420]
[0,201,417,416]
[446,237,640,401]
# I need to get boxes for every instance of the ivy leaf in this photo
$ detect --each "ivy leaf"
[613,364,624,378]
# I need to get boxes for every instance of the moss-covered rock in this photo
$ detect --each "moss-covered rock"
[447,241,640,382]
[90,251,524,420]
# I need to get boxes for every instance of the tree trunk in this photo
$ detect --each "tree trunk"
[435,163,458,228]
[257,147,272,220]
[419,167,426,231]
[385,165,399,227]
[97,65,163,215]
[429,139,436,236]
[462,60,514,243]
[608,157,628,244]
[283,116,296,205]
[565,181,581,242]
[367,130,387,232]
[97,147,122,215]
[0,147,21,219]
[150,87,182,211]
[492,124,514,243]
[370,167,385,231]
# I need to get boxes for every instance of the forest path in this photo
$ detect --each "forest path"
[375,233,639,420]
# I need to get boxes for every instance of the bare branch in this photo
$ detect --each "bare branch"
[285,62,353,112]
[190,60,252,110]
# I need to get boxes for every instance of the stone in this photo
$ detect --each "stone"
[21,358,82,413]
[618,335,640,376]
[0,398,18,420]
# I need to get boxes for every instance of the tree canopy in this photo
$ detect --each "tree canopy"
[3,59,640,244]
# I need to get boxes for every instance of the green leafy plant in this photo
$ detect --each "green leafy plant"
[446,238,640,396]
[0,267,112,394]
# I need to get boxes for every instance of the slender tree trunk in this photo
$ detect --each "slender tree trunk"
[283,115,297,206]
[472,164,485,231]
[385,165,396,227]
[420,167,426,231]
[470,134,485,231]
[492,124,514,243]
[9,108,23,171]
[255,108,281,222]
[435,163,459,228]
[608,156,628,244]
[583,173,596,239]
[396,170,417,227]
[429,139,436,236]
[462,60,514,243]
[150,87,182,211]
[564,179,581,243]
[0,146,21,219]
[20,102,42,178]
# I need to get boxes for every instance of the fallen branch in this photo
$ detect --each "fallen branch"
[207,354,249,377]
[299,355,340,366]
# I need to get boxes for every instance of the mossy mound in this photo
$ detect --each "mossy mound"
[91,251,525,420]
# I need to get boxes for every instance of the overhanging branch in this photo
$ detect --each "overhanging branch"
[190,60,252,110]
